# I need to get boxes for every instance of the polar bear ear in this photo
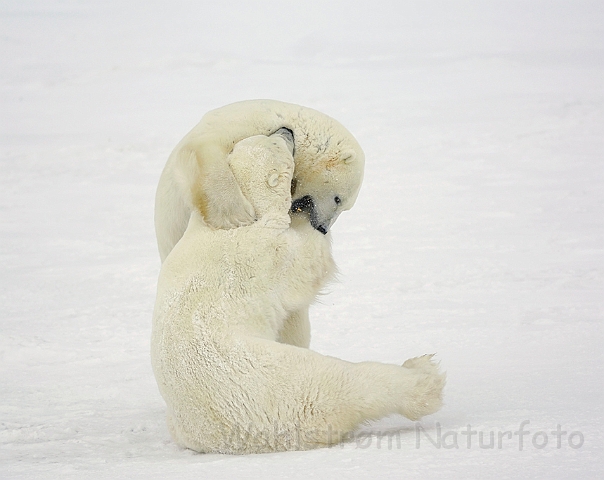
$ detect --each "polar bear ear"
[341,150,356,164]
[267,170,280,188]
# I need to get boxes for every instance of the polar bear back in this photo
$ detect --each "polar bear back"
[228,135,294,224]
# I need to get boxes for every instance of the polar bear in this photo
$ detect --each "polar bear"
[151,132,445,454]
[154,99,365,263]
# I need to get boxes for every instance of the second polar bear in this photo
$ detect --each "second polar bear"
[151,132,445,454]
[154,99,365,263]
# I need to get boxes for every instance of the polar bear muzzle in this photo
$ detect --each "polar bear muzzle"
[290,195,327,234]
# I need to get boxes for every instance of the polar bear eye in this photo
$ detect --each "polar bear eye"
[334,196,342,205]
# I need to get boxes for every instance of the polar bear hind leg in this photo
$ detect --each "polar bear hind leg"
[170,338,445,454]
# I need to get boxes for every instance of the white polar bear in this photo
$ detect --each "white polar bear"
[151,132,445,454]
[154,99,365,263]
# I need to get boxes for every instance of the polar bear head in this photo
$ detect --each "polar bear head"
[286,106,365,234]
[228,135,294,227]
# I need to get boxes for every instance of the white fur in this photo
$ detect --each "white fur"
[151,135,445,454]
[154,99,366,263]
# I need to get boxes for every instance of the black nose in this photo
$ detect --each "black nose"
[290,195,327,234]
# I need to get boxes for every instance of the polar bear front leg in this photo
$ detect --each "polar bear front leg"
[277,308,311,348]
[194,127,293,230]
[189,141,257,230]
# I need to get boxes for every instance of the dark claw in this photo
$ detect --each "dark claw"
[271,127,295,155]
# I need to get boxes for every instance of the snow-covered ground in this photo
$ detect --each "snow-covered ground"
[1,1,602,478]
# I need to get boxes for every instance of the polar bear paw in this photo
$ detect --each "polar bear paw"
[270,127,295,156]
[400,354,446,421]
[201,176,256,229]
[205,191,257,229]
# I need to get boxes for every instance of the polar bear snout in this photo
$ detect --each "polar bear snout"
[291,195,327,235]
[291,195,314,215]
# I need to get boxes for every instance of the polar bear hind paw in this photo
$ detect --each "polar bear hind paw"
[401,354,446,421]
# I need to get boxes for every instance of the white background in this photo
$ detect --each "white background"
[1,1,602,478]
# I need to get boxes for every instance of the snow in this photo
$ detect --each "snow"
[1,0,603,478]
